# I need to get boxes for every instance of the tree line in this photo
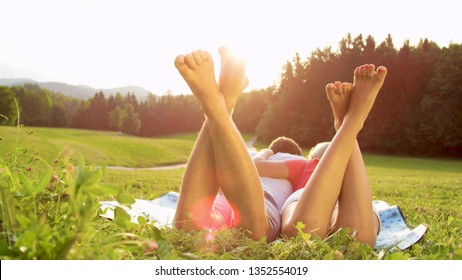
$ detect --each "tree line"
[0,82,269,137]
[1,34,461,157]
[257,34,462,157]
[0,85,199,136]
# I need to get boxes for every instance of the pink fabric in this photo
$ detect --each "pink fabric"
[285,158,319,191]
[210,193,236,229]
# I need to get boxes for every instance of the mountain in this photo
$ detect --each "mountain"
[0,78,36,86]
[0,78,153,100]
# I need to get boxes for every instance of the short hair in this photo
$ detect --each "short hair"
[307,142,330,160]
[268,136,303,156]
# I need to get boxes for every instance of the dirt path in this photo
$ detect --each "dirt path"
[106,137,257,171]
[105,163,187,171]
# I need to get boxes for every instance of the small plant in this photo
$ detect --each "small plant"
[0,137,181,260]
[0,150,107,259]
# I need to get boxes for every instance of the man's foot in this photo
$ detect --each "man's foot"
[345,64,387,129]
[326,81,353,131]
[218,46,249,113]
[174,50,227,117]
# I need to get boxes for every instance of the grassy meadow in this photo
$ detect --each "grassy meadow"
[0,126,461,259]
[0,126,196,167]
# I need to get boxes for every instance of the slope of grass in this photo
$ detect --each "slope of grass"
[0,126,195,167]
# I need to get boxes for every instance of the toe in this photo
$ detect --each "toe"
[184,53,196,68]
[354,66,360,78]
[174,55,185,69]
[192,51,203,65]
[368,64,376,77]
[357,66,363,77]
[341,82,350,94]
[219,45,231,57]
[205,51,213,62]
[198,50,208,61]
[325,83,336,96]
[346,83,353,92]
[334,81,342,93]
[218,46,232,64]
[377,66,388,80]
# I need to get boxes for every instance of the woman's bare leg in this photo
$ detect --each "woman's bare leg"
[281,64,387,240]
[173,48,246,230]
[173,51,220,230]
[174,122,218,230]
[326,81,379,246]
[174,49,269,240]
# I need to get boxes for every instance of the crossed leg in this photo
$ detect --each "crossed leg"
[281,64,387,246]
[173,48,270,240]
[326,78,379,246]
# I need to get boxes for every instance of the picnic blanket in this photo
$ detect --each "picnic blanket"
[99,192,428,250]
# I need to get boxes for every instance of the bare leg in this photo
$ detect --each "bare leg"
[174,49,269,240]
[281,64,387,241]
[174,48,249,230]
[327,81,379,246]
[173,51,220,230]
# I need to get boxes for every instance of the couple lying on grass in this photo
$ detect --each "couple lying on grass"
[173,47,387,247]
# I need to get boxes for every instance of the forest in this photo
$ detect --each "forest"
[1,34,461,157]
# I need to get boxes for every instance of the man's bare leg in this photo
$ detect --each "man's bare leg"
[281,64,387,239]
[174,49,269,240]
[326,80,380,246]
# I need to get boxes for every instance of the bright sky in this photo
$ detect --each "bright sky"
[1,0,461,94]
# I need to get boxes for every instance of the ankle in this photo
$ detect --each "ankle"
[201,97,229,121]
[340,114,364,134]
[225,100,237,115]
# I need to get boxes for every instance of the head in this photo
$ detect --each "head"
[268,136,303,156]
[307,142,330,160]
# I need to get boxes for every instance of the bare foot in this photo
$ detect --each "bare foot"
[345,64,387,129]
[174,50,226,116]
[218,46,249,113]
[326,81,353,131]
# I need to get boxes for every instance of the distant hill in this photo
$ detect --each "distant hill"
[0,78,153,100]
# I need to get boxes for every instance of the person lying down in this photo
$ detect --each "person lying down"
[173,46,387,247]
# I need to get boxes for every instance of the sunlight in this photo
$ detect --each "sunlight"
[205,229,215,242]
[1,0,461,95]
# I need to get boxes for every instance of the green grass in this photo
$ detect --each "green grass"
[95,152,462,260]
[101,169,185,200]
[365,154,462,259]
[1,126,461,260]
[0,126,195,167]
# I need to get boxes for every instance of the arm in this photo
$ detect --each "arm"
[252,148,274,162]
[252,148,289,179]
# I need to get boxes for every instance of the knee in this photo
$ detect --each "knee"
[356,229,377,247]
[244,220,271,242]
[335,216,378,247]
[281,223,298,238]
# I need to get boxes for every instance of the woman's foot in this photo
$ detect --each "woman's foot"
[326,81,353,131]
[174,50,227,117]
[218,46,249,113]
[344,64,387,130]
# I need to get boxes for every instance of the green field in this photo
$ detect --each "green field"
[0,126,196,167]
[0,126,461,259]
